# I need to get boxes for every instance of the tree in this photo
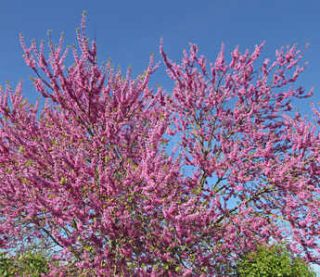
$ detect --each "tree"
[0,251,49,277]
[236,244,315,276]
[0,15,319,275]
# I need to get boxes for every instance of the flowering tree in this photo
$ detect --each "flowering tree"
[0,17,319,275]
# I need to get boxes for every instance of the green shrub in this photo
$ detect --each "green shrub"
[0,251,48,277]
[236,244,315,277]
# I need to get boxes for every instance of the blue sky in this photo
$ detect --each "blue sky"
[0,0,320,114]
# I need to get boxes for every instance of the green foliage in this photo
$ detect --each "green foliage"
[0,251,48,277]
[236,244,315,277]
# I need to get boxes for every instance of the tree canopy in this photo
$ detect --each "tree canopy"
[0,16,319,275]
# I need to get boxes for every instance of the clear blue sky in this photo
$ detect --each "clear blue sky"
[0,0,320,115]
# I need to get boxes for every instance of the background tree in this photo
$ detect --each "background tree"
[0,246,49,277]
[236,244,315,276]
[0,16,319,275]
